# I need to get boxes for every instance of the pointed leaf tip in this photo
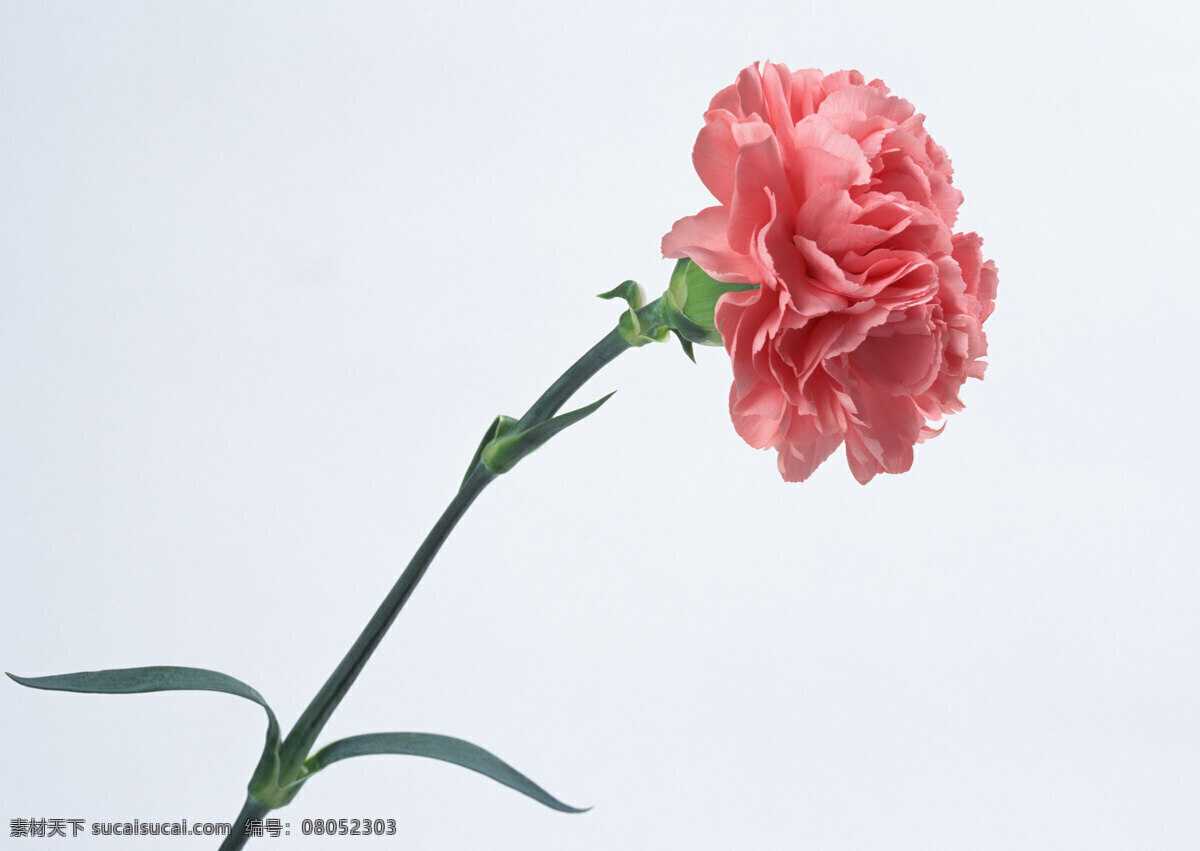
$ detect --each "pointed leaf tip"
[597,280,644,310]
[9,665,284,802]
[303,732,589,814]
[481,392,616,475]
[675,334,696,363]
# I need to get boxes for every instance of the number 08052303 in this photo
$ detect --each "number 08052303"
[299,818,397,836]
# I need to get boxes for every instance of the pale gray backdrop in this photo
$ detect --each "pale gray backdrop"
[3,1,1197,848]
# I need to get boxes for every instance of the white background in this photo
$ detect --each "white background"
[3,1,1197,848]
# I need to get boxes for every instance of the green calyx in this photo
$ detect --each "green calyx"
[663,258,757,359]
[597,262,757,362]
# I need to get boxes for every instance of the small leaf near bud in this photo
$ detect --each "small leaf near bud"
[480,393,616,474]
[596,280,645,310]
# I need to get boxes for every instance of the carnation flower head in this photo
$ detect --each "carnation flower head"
[663,62,997,483]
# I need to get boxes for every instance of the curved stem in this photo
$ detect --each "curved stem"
[518,325,631,427]
[273,301,655,786]
[275,463,496,783]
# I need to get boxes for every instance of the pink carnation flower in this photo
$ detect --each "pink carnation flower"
[663,63,998,483]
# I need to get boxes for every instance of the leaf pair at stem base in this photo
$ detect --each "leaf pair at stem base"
[7,666,585,830]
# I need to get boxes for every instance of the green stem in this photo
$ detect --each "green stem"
[218,796,270,851]
[518,325,631,428]
[272,299,661,789]
[275,462,495,784]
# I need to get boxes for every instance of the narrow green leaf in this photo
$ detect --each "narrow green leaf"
[481,392,615,474]
[596,280,644,310]
[8,666,282,796]
[520,391,615,444]
[304,732,588,813]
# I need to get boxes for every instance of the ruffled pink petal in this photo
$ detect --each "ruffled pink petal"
[791,116,873,199]
[728,132,794,254]
[777,429,843,482]
[848,308,943,397]
[662,206,759,283]
[729,380,787,448]
[692,109,741,206]
[818,82,913,126]
[784,67,830,120]
[843,382,922,483]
